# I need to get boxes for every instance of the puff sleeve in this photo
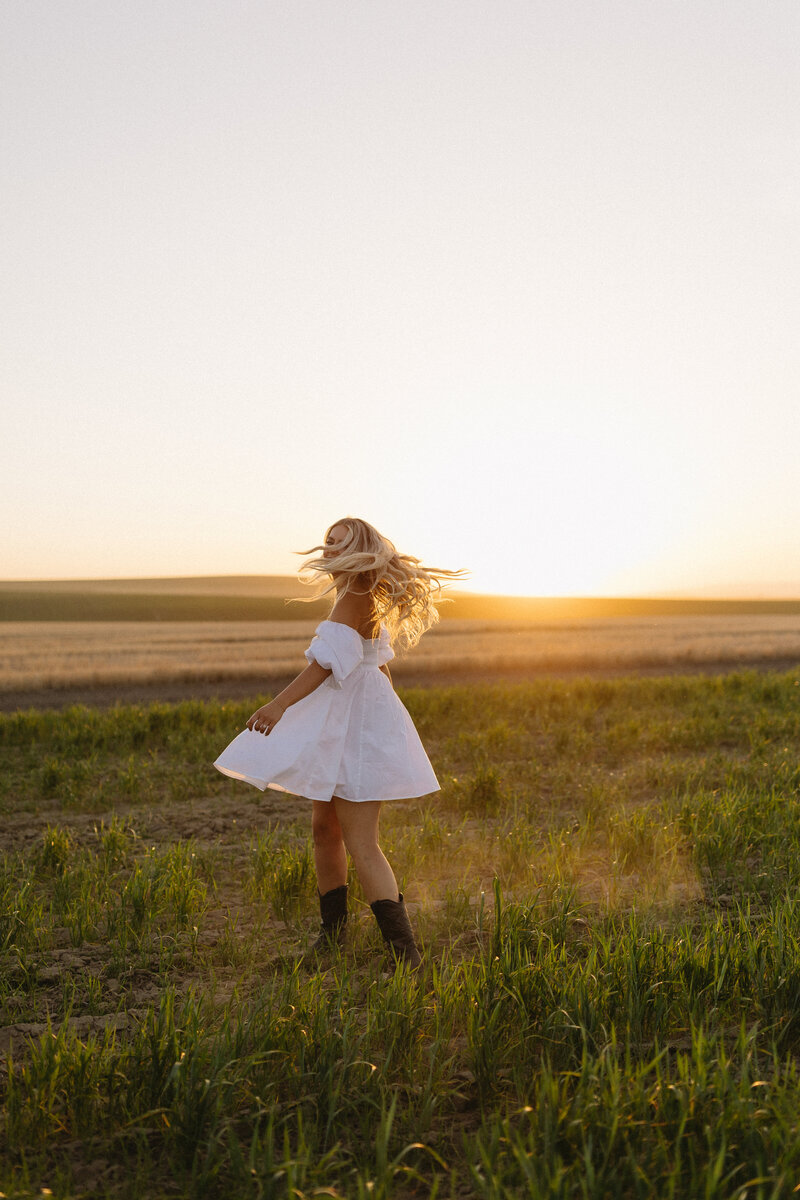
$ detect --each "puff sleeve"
[376,626,395,667]
[304,622,364,688]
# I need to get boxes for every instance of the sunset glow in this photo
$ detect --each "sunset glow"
[2,3,799,597]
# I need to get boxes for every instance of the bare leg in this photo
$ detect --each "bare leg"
[332,798,399,904]
[311,799,348,893]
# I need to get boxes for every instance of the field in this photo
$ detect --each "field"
[3,667,800,1197]
[3,577,800,624]
[4,613,800,710]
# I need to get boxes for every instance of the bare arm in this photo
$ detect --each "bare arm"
[380,664,392,685]
[246,660,332,734]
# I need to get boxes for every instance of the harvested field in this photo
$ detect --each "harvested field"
[1,615,800,708]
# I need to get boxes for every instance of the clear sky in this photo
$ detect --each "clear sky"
[3,1,799,596]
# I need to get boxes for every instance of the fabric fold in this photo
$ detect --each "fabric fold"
[376,626,395,667]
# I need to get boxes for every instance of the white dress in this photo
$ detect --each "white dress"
[213,620,439,803]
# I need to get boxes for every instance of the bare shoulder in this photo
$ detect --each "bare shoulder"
[329,589,377,638]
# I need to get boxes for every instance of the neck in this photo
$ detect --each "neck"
[334,574,372,598]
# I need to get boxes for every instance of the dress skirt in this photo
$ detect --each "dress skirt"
[213,620,439,803]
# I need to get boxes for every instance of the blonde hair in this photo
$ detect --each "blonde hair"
[298,517,466,649]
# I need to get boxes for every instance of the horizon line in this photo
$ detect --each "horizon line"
[1,573,800,603]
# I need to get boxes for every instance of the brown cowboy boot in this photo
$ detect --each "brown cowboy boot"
[370,892,422,969]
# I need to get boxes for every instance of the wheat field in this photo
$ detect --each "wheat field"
[2,613,800,695]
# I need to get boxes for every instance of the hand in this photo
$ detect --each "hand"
[246,700,285,735]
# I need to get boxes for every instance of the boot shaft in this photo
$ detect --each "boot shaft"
[304,884,348,958]
[370,892,422,968]
[318,883,348,931]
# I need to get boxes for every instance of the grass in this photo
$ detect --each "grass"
[1,669,800,1195]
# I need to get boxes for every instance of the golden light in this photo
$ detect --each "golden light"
[408,422,699,598]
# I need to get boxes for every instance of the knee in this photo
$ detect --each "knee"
[342,830,380,861]
[312,806,342,849]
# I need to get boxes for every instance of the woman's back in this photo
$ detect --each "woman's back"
[329,582,379,639]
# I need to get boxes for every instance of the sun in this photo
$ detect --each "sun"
[407,423,696,598]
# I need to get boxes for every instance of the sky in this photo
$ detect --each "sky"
[2,1,799,597]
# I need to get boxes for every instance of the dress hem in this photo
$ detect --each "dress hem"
[213,762,438,803]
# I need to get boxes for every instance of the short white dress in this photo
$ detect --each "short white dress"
[213,620,439,803]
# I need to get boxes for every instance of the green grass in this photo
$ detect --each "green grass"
[1,669,800,1196]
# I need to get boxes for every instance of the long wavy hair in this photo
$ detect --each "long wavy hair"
[298,517,466,649]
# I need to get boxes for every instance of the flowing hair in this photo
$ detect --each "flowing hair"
[297,517,467,649]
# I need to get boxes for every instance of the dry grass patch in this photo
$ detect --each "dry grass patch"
[2,614,800,694]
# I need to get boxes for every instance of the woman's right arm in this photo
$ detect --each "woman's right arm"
[246,660,332,734]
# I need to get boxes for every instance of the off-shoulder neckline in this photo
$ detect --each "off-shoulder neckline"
[318,618,384,644]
